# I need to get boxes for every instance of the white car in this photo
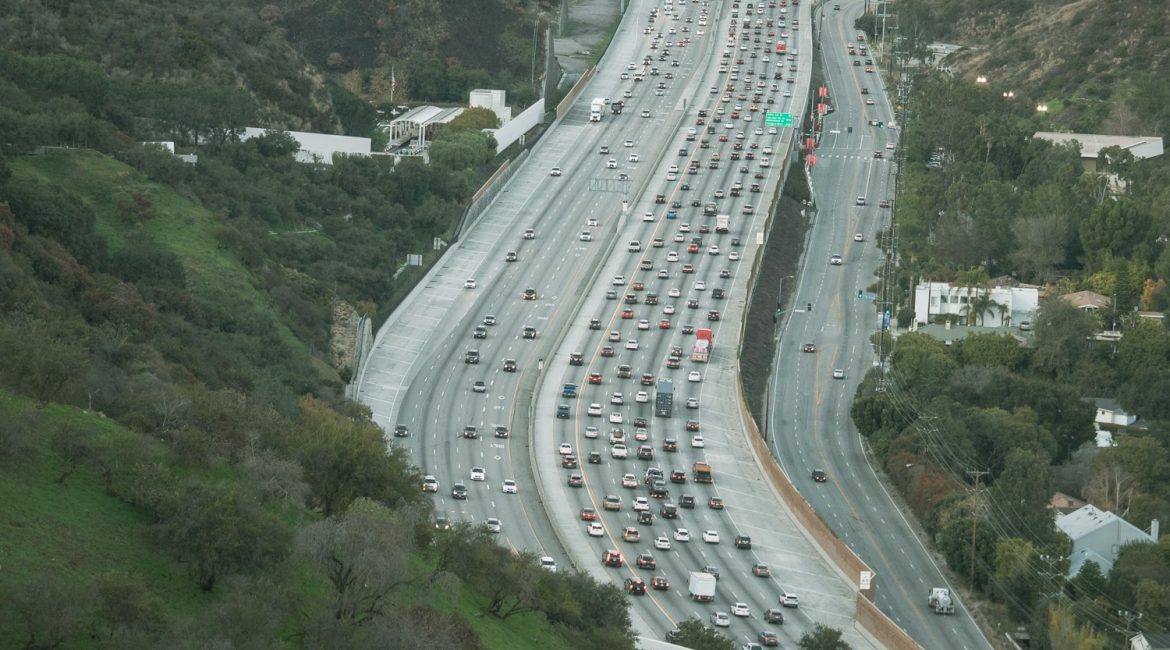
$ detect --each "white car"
[679,223,691,233]
[625,339,639,350]
[588,522,605,537]
[641,109,651,118]
[622,473,638,488]
[673,233,685,242]
[703,530,720,544]
[663,305,676,315]
[611,443,628,458]
[643,211,655,222]
[624,139,634,147]
[633,497,650,511]
[658,269,669,278]
[691,435,705,448]
[688,371,702,382]
[502,479,518,494]
[539,556,557,572]
[611,392,624,405]
[609,412,624,424]
[779,592,800,608]
[711,612,731,627]
[470,467,486,481]
[854,232,865,242]
[833,368,846,379]
[606,158,617,169]
[655,536,672,550]
[637,319,650,330]
[636,391,650,403]
[674,528,691,542]
[667,251,680,262]
[558,443,574,456]
[668,288,682,298]
[730,602,751,617]
[613,275,626,285]
[694,280,706,290]
[728,251,741,261]
[580,231,593,241]
[587,403,603,416]
[708,245,720,255]
[585,426,600,438]
[629,153,640,162]
[486,517,502,533]
[586,217,598,227]
[549,166,562,176]
[686,397,700,409]
[464,279,477,289]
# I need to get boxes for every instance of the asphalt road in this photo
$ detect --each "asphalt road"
[363,0,880,647]
[764,2,994,649]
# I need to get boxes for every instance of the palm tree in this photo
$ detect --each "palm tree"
[968,292,1002,327]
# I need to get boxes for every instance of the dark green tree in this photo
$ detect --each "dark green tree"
[673,617,735,650]
[799,623,852,649]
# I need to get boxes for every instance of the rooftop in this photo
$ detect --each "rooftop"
[1034,132,1164,161]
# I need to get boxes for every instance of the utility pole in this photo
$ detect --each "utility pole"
[967,469,989,587]
[1119,609,1142,645]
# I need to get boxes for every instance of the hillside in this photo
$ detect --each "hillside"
[893,0,1170,135]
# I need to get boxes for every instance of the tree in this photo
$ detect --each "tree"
[153,479,291,590]
[88,571,169,643]
[297,497,419,623]
[798,623,852,649]
[1048,602,1107,650]
[890,333,958,399]
[989,448,1056,543]
[955,333,1025,368]
[1031,297,1095,379]
[673,617,735,650]
[1078,198,1152,269]
[992,537,1040,621]
[1117,318,1170,381]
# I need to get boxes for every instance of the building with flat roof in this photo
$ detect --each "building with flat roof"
[913,281,1039,329]
[1033,132,1163,173]
[240,127,371,165]
[386,105,465,154]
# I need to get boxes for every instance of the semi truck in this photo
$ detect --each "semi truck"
[928,588,955,614]
[590,97,605,122]
[688,571,716,602]
[693,461,713,483]
[715,214,730,234]
[691,328,713,362]
[655,379,674,417]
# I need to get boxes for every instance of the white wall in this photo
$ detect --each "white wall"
[914,281,1039,327]
[488,99,545,153]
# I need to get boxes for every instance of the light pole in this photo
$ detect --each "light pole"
[775,275,795,325]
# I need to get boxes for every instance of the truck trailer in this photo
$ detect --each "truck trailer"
[691,328,713,362]
[655,379,674,417]
[715,214,730,234]
[688,571,716,602]
[590,97,605,122]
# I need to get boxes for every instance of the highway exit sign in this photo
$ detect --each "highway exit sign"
[765,112,794,127]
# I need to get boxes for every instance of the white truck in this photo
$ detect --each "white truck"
[928,587,955,614]
[715,214,730,234]
[590,97,605,122]
[689,571,717,602]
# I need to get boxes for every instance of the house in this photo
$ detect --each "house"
[1061,290,1112,311]
[1055,504,1159,577]
[1088,397,1138,427]
[1033,132,1164,174]
[1130,632,1170,650]
[912,281,1039,328]
[1049,492,1087,515]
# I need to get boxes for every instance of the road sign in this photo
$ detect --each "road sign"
[765,112,794,127]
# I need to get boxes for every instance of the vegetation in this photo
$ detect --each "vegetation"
[851,7,1170,645]
[0,1,629,648]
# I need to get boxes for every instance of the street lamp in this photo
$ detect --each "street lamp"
[975,75,988,84]
[1002,90,1015,100]
[1036,103,1048,113]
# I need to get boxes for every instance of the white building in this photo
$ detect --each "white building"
[240,127,371,165]
[470,89,512,124]
[913,281,1039,328]
[1056,504,1158,577]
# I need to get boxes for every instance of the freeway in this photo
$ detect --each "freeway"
[533,0,874,647]
[765,2,994,649]
[360,0,879,645]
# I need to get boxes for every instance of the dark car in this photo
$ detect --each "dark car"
[494,426,509,438]
[679,494,695,509]
[636,553,657,569]
[812,469,828,482]
[451,483,468,499]
[394,424,409,438]
[759,630,780,646]
[736,535,753,549]
[670,469,687,484]
[562,455,579,469]
[661,503,679,518]
[625,577,646,595]
[764,608,786,624]
[802,343,816,353]
[588,451,602,464]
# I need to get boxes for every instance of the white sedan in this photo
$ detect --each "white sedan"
[464,279,477,289]
[674,528,692,542]
[655,536,672,550]
[691,435,705,448]
[688,371,702,383]
[502,479,518,494]
[663,305,676,315]
[470,467,486,481]
[609,412,624,424]
[587,522,605,537]
[730,602,751,617]
[703,530,720,544]
[636,391,650,403]
[587,403,603,416]
[729,251,741,261]
[637,319,651,330]
[625,339,639,350]
[611,392,624,405]
[633,497,650,511]
[694,280,706,290]
[666,251,680,262]
[711,612,731,627]
[643,211,655,222]
[558,443,574,455]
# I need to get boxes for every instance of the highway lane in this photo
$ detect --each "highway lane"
[535,0,873,647]
[765,1,994,649]
[392,0,723,570]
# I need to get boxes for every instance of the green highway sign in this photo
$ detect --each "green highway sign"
[765,112,794,127]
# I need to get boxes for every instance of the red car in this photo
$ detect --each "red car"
[682,264,695,274]
[658,320,672,329]
[686,420,700,432]
[641,373,655,385]
[588,372,603,384]
[708,497,725,510]
[580,507,597,521]
[621,309,634,319]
